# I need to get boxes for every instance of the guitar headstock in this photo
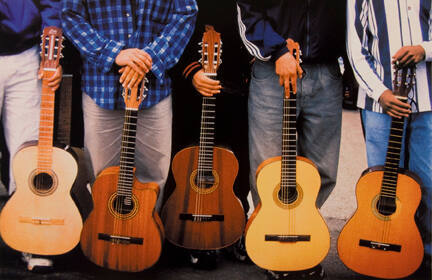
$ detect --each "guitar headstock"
[199,25,222,76]
[285,39,301,98]
[393,66,415,101]
[123,77,148,110]
[40,26,64,71]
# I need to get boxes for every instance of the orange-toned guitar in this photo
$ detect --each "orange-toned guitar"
[337,66,423,279]
[80,80,164,272]
[245,39,330,272]
[0,26,83,255]
[161,25,245,250]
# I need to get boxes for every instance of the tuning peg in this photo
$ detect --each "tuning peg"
[198,59,202,63]
[198,42,203,46]
[60,54,64,58]
[198,50,202,53]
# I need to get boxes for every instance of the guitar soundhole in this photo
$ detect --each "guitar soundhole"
[33,172,54,193]
[278,188,298,204]
[377,197,396,216]
[195,171,215,189]
[112,195,135,215]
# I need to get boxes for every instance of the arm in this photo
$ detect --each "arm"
[236,0,287,61]
[347,0,410,117]
[61,0,124,73]
[38,0,61,28]
[142,0,197,80]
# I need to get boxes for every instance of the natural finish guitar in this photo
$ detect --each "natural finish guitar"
[0,26,83,255]
[161,25,245,250]
[245,39,330,272]
[80,80,164,272]
[337,66,423,279]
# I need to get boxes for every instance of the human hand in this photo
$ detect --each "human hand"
[119,66,144,89]
[378,89,411,118]
[115,48,152,75]
[192,69,221,96]
[275,52,303,94]
[38,65,63,91]
[392,45,425,68]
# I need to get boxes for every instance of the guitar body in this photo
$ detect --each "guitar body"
[245,156,330,271]
[162,146,245,250]
[337,167,423,279]
[80,166,163,272]
[0,142,82,255]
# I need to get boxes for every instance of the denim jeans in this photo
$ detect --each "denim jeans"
[248,60,342,208]
[362,109,432,258]
[82,94,172,211]
[0,46,41,194]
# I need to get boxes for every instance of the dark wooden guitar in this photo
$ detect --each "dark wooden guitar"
[161,25,245,250]
[337,66,424,279]
[0,26,83,255]
[80,80,164,272]
[245,39,330,271]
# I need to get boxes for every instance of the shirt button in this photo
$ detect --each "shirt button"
[128,34,131,38]
[408,6,412,10]
[126,13,130,17]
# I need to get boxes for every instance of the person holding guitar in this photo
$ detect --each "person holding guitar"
[347,1,432,277]
[61,0,197,212]
[168,0,252,268]
[237,1,347,279]
[0,0,62,271]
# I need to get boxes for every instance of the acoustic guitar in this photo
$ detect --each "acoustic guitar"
[80,79,164,272]
[337,66,423,279]
[161,25,245,250]
[0,26,83,255]
[245,39,330,272]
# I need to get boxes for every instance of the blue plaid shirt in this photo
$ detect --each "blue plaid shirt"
[61,0,197,109]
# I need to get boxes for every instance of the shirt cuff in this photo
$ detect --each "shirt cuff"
[100,40,124,73]
[143,46,164,80]
[272,45,290,62]
[419,41,432,62]
[370,83,390,102]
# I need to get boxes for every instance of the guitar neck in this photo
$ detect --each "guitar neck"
[117,109,138,200]
[37,70,56,172]
[281,95,297,190]
[197,75,217,174]
[381,115,405,198]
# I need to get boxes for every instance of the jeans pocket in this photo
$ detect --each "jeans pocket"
[251,61,274,81]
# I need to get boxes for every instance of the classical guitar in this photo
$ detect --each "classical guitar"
[0,26,83,255]
[161,25,245,250]
[337,66,423,279]
[80,79,164,272]
[245,39,330,271]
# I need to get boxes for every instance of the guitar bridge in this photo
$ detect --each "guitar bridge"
[265,234,310,242]
[359,239,401,252]
[179,213,224,222]
[19,216,64,225]
[98,233,143,245]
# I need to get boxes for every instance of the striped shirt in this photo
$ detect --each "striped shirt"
[347,0,432,113]
[61,0,197,110]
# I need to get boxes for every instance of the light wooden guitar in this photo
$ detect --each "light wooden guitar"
[0,26,83,255]
[337,66,423,279]
[161,25,245,250]
[245,39,330,272]
[80,79,164,272]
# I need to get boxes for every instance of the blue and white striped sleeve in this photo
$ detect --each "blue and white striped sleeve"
[143,0,198,80]
[347,0,388,102]
[420,3,432,61]
[61,0,124,73]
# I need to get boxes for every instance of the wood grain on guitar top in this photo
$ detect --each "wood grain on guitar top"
[245,156,330,272]
[337,168,423,279]
[0,145,82,255]
[162,146,245,250]
[80,166,163,272]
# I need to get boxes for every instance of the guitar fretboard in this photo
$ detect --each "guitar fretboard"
[197,95,216,175]
[281,95,297,192]
[117,109,138,203]
[381,116,405,199]
[37,71,56,172]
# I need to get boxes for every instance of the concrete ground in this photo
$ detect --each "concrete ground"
[0,110,430,280]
